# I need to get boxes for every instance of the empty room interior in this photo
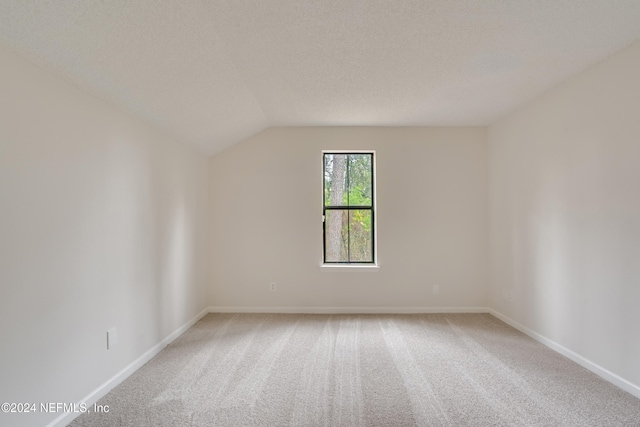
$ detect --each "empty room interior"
[1,1,640,426]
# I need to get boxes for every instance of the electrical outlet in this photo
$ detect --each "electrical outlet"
[432,284,440,294]
[107,328,118,350]
[504,290,513,302]
[269,282,277,292]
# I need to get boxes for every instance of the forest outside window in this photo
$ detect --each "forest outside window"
[323,152,375,264]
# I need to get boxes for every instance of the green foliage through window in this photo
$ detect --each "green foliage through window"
[323,153,374,263]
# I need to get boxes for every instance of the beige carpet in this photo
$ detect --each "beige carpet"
[70,313,640,426]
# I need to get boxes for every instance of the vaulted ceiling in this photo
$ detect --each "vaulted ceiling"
[2,1,640,154]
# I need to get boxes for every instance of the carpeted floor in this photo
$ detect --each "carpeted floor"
[70,313,640,426]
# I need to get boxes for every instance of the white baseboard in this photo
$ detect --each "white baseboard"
[488,308,640,400]
[207,306,490,314]
[46,306,211,427]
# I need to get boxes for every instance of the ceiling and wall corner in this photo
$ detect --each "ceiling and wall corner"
[2,1,640,154]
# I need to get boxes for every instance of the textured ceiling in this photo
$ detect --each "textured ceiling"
[2,1,640,154]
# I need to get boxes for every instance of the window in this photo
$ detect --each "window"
[323,152,375,264]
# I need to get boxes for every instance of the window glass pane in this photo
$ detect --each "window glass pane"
[346,154,372,207]
[324,154,347,207]
[348,210,372,261]
[325,209,348,262]
[323,152,374,264]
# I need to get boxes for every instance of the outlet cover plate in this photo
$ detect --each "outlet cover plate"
[107,328,118,349]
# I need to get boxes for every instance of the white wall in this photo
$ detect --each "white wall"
[489,42,640,389]
[0,45,210,427]
[209,127,488,310]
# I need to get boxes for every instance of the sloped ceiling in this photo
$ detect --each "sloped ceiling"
[2,1,640,154]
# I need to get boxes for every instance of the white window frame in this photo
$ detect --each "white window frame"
[321,150,378,270]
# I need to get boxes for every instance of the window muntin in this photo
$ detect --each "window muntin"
[323,152,375,264]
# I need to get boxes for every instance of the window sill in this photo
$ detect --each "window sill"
[320,264,380,272]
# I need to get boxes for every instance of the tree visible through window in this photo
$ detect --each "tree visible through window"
[323,152,375,263]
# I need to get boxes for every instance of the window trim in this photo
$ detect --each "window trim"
[322,150,377,266]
